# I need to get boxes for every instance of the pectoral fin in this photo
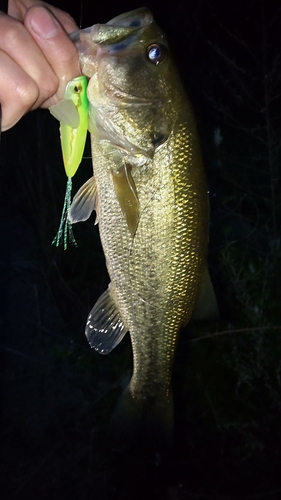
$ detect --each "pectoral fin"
[49,99,80,128]
[111,164,139,235]
[68,176,98,223]
[85,286,128,354]
[192,266,219,321]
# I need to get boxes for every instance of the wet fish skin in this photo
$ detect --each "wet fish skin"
[70,8,215,450]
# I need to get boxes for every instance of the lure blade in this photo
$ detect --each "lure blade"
[49,99,80,129]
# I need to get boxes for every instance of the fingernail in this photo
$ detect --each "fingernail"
[30,7,60,39]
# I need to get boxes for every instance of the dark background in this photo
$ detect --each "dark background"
[0,1,280,499]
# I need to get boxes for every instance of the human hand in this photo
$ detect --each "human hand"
[0,0,80,131]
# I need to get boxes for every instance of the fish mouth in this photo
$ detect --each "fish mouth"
[70,8,155,62]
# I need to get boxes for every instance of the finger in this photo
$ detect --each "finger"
[0,50,39,131]
[0,12,59,108]
[24,6,80,107]
[8,0,78,33]
[41,2,78,33]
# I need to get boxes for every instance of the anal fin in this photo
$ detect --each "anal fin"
[86,286,128,354]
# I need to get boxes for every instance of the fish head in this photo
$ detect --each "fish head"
[72,8,179,160]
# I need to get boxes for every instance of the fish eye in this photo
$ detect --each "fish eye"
[73,84,82,93]
[147,43,167,65]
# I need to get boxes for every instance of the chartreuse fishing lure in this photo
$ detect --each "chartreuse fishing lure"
[49,75,89,249]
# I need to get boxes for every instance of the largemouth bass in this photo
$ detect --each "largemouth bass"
[69,7,217,450]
